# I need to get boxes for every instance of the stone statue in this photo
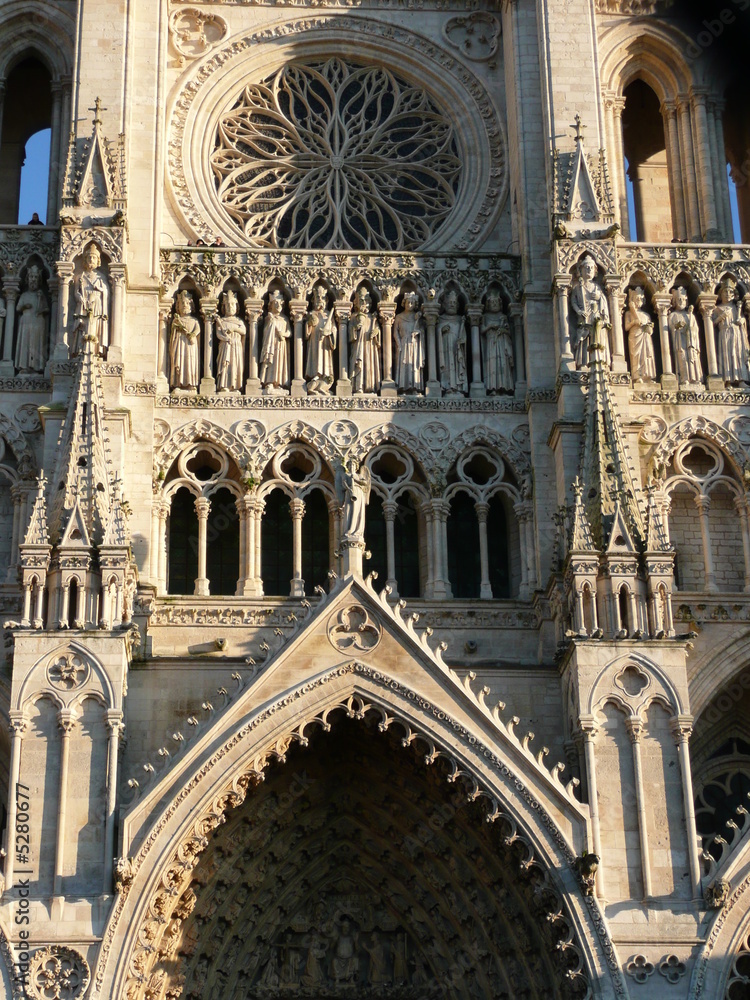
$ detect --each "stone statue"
[669,286,702,386]
[570,253,610,368]
[215,290,246,392]
[260,290,291,393]
[301,933,327,986]
[393,291,425,392]
[438,289,468,394]
[280,933,300,987]
[72,244,110,356]
[624,286,656,382]
[349,287,381,394]
[341,461,371,542]
[305,286,336,394]
[15,265,49,374]
[169,289,201,392]
[331,918,359,984]
[481,290,514,394]
[364,933,389,985]
[713,276,750,385]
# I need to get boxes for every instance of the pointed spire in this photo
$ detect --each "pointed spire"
[569,477,596,552]
[48,333,113,546]
[103,475,130,548]
[22,473,49,547]
[645,478,671,552]
[577,315,647,552]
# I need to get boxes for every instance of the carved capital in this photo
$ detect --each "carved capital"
[289,497,306,520]
[670,714,693,744]
[625,717,644,743]
[194,497,211,519]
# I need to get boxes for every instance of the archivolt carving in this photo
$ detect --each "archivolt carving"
[28,946,90,1000]
[347,423,429,476]
[253,419,342,477]
[168,16,506,251]
[105,663,622,1000]
[650,417,748,478]
[154,418,252,480]
[437,425,531,482]
[59,225,125,265]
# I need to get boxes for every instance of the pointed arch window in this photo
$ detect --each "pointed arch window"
[0,58,55,224]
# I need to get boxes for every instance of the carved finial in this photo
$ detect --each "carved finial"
[573,113,586,144]
[89,97,106,125]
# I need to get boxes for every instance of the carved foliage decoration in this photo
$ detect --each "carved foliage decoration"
[443,12,501,63]
[211,59,461,252]
[169,8,228,59]
[28,946,90,1000]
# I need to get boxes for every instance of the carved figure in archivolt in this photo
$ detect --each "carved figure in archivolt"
[169,290,201,392]
[216,290,246,392]
[349,287,381,394]
[570,253,610,368]
[72,244,109,356]
[438,289,468,395]
[669,286,702,386]
[624,286,656,382]
[15,265,49,374]
[306,286,336,394]
[713,276,750,385]
[393,291,424,393]
[260,290,291,393]
[481,289,513,393]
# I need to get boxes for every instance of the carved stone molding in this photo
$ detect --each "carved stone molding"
[328,604,381,652]
[595,0,673,12]
[0,227,59,276]
[169,8,228,59]
[28,946,90,1000]
[59,225,126,265]
[443,12,501,63]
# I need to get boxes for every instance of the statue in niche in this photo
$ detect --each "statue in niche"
[393,291,425,392]
[364,933,390,985]
[570,253,610,368]
[305,286,336,394]
[331,918,359,984]
[624,286,656,382]
[279,933,301,987]
[15,265,49,374]
[349,287,381,394]
[301,933,327,986]
[258,950,280,988]
[713,276,750,385]
[669,286,703,386]
[72,244,110,356]
[215,290,245,392]
[481,289,514,394]
[169,289,201,392]
[260,290,291,393]
[438,289,468,394]
[339,460,371,543]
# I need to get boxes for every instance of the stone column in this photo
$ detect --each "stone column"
[157,297,172,393]
[625,718,652,899]
[289,498,305,597]
[467,305,485,397]
[0,277,19,375]
[514,498,533,600]
[378,301,397,396]
[108,264,126,363]
[677,98,702,241]
[708,99,731,241]
[244,298,263,394]
[382,499,398,597]
[236,495,248,596]
[690,89,720,240]
[33,578,45,629]
[579,719,604,897]
[58,583,70,629]
[9,484,22,583]
[475,501,492,599]
[554,275,573,367]
[194,497,210,596]
[4,715,27,890]
[653,293,677,388]
[431,499,452,599]
[335,300,352,397]
[103,712,123,892]
[422,298,440,397]
[54,262,74,360]
[254,497,264,595]
[605,278,626,372]
[661,100,688,242]
[697,293,723,389]
[290,300,307,397]
[694,494,716,592]
[47,82,63,224]
[157,500,169,593]
[508,301,526,393]
[199,297,217,395]
[670,716,702,898]
[735,495,750,594]
[421,500,436,598]
[53,712,76,896]
[610,97,629,237]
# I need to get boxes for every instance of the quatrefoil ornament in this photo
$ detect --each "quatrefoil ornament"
[47,653,89,691]
[328,605,381,653]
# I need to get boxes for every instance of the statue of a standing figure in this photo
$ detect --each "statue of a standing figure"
[305,286,336,394]
[713,276,750,385]
[340,460,371,543]
[215,290,246,392]
[331,918,359,984]
[260,290,291,394]
[393,291,425,393]
[570,254,610,368]
[72,244,110,356]
[169,290,201,392]
[624,286,656,382]
[15,265,49,374]
[669,286,703,386]
[349,287,381,394]
[438,290,468,394]
[481,290,514,394]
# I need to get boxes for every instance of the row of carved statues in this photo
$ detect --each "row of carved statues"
[168,285,516,396]
[568,253,750,387]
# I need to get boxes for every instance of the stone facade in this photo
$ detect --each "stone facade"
[0,1,747,998]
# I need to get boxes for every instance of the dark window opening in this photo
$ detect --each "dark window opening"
[301,489,329,596]
[622,80,672,242]
[486,495,510,598]
[0,58,52,224]
[447,492,480,599]
[206,487,239,596]
[168,488,198,595]
[261,489,293,597]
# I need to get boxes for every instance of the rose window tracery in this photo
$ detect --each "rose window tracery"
[210,58,461,251]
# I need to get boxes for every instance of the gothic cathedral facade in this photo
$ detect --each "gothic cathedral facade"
[0,0,748,998]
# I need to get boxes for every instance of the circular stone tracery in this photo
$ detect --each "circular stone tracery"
[210,58,461,251]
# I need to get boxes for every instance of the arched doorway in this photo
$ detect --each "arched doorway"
[142,717,590,1000]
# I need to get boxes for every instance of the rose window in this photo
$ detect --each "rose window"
[210,58,461,251]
